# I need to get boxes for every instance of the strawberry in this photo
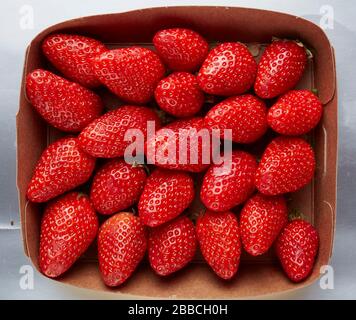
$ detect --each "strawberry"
[255,137,315,195]
[196,210,241,280]
[42,33,107,88]
[92,47,165,104]
[98,212,147,287]
[145,117,211,172]
[26,69,103,132]
[197,42,257,96]
[267,90,323,135]
[276,219,319,282]
[138,169,195,227]
[90,159,147,215]
[27,137,96,203]
[153,28,209,72]
[148,216,196,276]
[154,72,204,117]
[240,193,288,256]
[78,105,161,158]
[200,150,257,211]
[254,40,307,99]
[205,94,268,143]
[39,192,98,278]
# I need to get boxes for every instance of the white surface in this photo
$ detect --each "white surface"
[0,0,355,299]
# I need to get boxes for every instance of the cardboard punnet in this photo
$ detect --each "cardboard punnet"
[16,6,337,298]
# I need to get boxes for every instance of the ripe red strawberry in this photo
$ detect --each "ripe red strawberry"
[26,69,103,132]
[255,137,315,195]
[205,94,268,143]
[42,33,107,88]
[153,28,209,72]
[79,105,161,158]
[138,169,195,227]
[240,193,288,256]
[92,47,165,104]
[267,90,323,135]
[148,216,196,276]
[200,150,257,212]
[27,137,96,203]
[276,219,319,282]
[39,192,98,278]
[196,210,241,280]
[154,72,204,117]
[197,42,257,96]
[98,212,147,287]
[254,40,307,99]
[90,159,147,215]
[145,117,211,172]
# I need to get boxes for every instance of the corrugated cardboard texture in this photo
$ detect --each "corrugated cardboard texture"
[16,6,337,298]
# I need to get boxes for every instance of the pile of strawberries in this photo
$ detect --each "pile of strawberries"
[25,28,322,287]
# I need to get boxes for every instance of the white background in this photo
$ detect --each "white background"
[0,0,355,299]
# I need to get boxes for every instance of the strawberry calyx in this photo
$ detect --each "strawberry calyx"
[247,43,261,57]
[128,160,150,175]
[288,208,308,221]
[188,208,206,224]
[76,192,87,200]
[311,88,319,96]
[131,162,150,176]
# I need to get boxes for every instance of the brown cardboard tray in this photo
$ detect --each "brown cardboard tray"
[16,6,337,298]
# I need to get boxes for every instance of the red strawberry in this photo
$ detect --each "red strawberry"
[26,69,103,132]
[197,42,257,96]
[79,105,161,158]
[98,212,147,287]
[154,72,204,117]
[138,169,194,227]
[92,47,165,104]
[276,219,319,282]
[254,40,307,99]
[153,28,208,72]
[27,137,96,203]
[145,117,211,172]
[148,216,196,276]
[200,150,257,212]
[42,33,107,88]
[90,159,147,215]
[39,192,98,278]
[267,90,323,135]
[196,210,241,280]
[205,94,268,143]
[255,137,315,195]
[240,193,288,256]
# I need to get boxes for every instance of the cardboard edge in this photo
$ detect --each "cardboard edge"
[328,47,338,258]
[60,271,322,300]
[50,262,325,300]
[16,45,31,258]
[300,19,336,105]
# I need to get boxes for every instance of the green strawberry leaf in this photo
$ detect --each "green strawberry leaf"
[288,208,308,221]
